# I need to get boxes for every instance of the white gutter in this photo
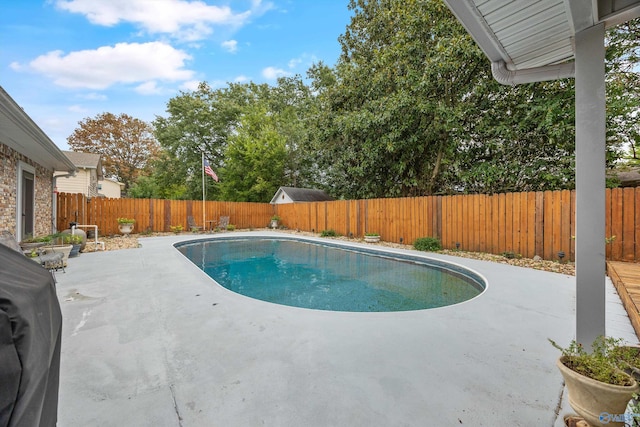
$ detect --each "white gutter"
[491,60,576,86]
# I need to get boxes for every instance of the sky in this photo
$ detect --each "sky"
[1,0,354,150]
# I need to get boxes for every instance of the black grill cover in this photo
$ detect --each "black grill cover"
[0,243,62,427]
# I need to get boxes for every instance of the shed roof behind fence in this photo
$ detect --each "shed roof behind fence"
[270,187,334,204]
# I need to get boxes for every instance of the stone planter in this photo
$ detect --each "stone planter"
[364,235,380,243]
[557,356,639,427]
[118,223,134,235]
[270,219,279,229]
[20,241,46,250]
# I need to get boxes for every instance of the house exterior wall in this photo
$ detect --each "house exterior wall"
[0,142,54,237]
[273,191,294,204]
[98,179,122,199]
[55,168,99,196]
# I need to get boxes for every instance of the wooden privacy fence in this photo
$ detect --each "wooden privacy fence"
[274,188,640,263]
[56,193,273,236]
[56,188,640,262]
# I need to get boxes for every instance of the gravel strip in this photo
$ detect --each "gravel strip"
[81,229,575,276]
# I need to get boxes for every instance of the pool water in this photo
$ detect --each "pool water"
[177,238,485,312]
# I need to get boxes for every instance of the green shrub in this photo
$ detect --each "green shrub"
[226,224,236,231]
[22,234,53,243]
[413,237,442,252]
[320,229,339,237]
[550,336,633,386]
[62,233,83,244]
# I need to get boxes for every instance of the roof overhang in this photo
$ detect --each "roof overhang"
[443,0,640,85]
[0,86,76,172]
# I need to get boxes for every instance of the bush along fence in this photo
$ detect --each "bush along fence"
[57,188,640,262]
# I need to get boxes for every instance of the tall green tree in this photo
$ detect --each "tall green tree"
[605,19,640,166]
[219,103,287,202]
[310,0,489,198]
[444,78,577,194]
[149,77,318,201]
[152,82,249,200]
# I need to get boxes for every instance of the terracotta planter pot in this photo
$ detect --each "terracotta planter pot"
[557,356,639,427]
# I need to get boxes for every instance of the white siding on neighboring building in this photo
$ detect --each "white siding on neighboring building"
[98,179,124,199]
[273,190,294,204]
[55,169,95,196]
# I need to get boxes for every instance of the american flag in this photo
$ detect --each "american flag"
[204,159,219,182]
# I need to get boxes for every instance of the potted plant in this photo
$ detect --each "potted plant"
[117,218,135,235]
[550,336,639,427]
[364,232,380,243]
[61,233,83,257]
[611,345,640,384]
[270,215,280,229]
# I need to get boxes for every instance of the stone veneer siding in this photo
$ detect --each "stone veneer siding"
[1,142,54,237]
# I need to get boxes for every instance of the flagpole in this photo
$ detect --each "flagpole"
[202,151,206,230]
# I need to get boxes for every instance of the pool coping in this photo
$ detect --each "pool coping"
[54,231,637,426]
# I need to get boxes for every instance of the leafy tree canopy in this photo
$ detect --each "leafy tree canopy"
[148,77,319,201]
[67,112,159,191]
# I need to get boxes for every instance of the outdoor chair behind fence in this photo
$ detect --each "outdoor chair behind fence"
[187,216,203,232]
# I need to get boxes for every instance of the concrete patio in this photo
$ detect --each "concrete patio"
[54,231,637,426]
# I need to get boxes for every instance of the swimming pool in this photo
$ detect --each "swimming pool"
[176,237,486,312]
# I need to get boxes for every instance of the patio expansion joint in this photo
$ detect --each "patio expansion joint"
[169,383,184,427]
[552,382,566,425]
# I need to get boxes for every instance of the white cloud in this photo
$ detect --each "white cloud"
[55,0,274,41]
[19,42,194,90]
[221,39,238,53]
[288,58,302,69]
[79,92,108,101]
[180,80,202,91]
[135,81,163,95]
[68,104,88,113]
[287,53,319,70]
[234,75,248,83]
[262,66,291,80]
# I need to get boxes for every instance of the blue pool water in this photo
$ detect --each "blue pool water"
[177,237,485,312]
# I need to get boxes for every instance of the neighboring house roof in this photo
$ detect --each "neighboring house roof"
[270,187,335,204]
[63,151,104,180]
[0,86,75,172]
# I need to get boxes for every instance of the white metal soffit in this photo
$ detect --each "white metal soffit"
[0,86,75,172]
[443,0,640,84]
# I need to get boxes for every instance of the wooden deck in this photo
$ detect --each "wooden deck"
[607,261,640,339]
